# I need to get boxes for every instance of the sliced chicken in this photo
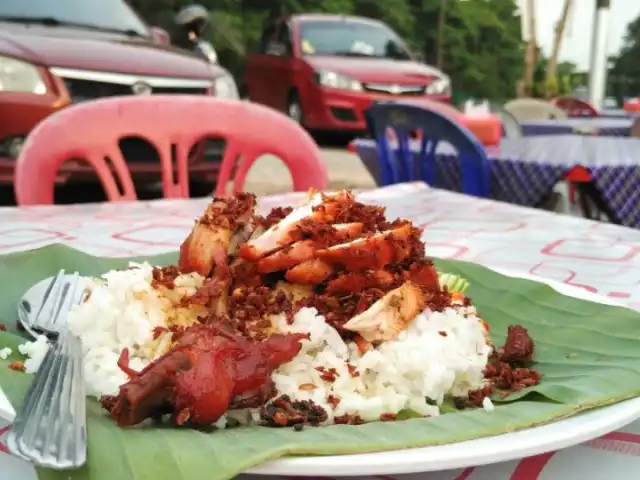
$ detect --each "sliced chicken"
[179,226,232,277]
[179,194,256,276]
[285,258,334,285]
[238,197,322,261]
[342,281,426,342]
[315,224,419,272]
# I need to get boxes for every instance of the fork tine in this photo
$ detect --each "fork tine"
[31,270,65,333]
[43,276,72,333]
[50,273,81,329]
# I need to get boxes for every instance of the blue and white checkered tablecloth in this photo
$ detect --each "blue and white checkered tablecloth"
[521,118,634,136]
[354,135,640,228]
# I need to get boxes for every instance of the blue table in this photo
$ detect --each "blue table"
[354,135,640,228]
[520,117,634,136]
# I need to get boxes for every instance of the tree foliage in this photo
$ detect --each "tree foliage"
[609,14,640,101]
[130,0,524,100]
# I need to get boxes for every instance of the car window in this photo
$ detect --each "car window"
[260,22,290,57]
[258,23,278,54]
[0,0,149,36]
[277,23,293,57]
[298,19,411,60]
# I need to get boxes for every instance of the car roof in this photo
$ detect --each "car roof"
[286,13,384,26]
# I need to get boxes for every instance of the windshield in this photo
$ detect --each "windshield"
[298,19,411,60]
[0,0,149,36]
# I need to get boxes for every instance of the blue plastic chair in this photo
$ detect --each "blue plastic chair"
[364,101,491,197]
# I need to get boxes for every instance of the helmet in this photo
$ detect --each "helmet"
[174,5,209,26]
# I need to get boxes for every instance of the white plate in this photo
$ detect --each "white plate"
[2,268,640,478]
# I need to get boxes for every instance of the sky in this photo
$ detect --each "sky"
[521,0,640,70]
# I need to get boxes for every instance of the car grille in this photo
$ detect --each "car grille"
[63,78,209,103]
[363,83,427,96]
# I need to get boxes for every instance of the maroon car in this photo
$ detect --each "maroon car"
[0,0,239,186]
[243,14,451,132]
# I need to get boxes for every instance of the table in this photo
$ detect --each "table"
[3,182,640,479]
[521,117,635,136]
[354,135,640,228]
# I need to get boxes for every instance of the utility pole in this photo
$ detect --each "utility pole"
[436,0,448,69]
[588,0,611,109]
[521,0,537,97]
[545,0,573,96]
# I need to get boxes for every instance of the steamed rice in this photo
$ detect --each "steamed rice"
[18,264,492,422]
[272,304,490,422]
[67,263,205,397]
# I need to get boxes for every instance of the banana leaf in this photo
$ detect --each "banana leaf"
[1,244,640,480]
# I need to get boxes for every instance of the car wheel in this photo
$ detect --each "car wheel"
[287,92,304,125]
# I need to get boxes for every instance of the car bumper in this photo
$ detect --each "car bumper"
[303,88,452,131]
[0,155,222,187]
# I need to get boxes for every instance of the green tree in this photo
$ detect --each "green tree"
[130,0,523,101]
[609,13,640,102]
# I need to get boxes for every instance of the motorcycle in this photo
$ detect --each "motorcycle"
[174,5,218,64]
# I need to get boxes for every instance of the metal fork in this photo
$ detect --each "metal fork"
[5,271,87,469]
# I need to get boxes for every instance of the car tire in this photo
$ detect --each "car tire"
[287,91,304,125]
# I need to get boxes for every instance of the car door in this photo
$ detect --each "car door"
[244,22,279,106]
[269,21,297,113]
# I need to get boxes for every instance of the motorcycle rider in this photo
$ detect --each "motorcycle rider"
[174,4,218,64]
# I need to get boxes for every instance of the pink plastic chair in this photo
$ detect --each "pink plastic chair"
[15,95,329,205]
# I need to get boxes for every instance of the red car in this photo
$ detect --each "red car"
[243,14,452,132]
[0,0,239,186]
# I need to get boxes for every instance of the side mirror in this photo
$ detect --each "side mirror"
[414,51,425,63]
[150,26,170,45]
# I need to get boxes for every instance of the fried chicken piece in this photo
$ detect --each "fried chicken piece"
[257,239,319,274]
[285,258,334,285]
[325,270,396,294]
[238,197,323,261]
[179,194,256,276]
[101,324,307,427]
[342,281,426,342]
[315,224,420,272]
[239,190,366,261]
[255,223,365,274]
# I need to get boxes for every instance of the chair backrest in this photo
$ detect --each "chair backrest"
[364,101,490,197]
[630,118,640,138]
[15,96,328,205]
[488,103,523,138]
[551,97,599,117]
[504,98,568,122]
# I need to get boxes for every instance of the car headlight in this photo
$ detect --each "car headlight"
[426,76,451,95]
[213,73,239,100]
[315,70,363,92]
[0,55,46,94]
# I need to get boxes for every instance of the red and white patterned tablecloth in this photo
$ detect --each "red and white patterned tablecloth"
[2,181,640,479]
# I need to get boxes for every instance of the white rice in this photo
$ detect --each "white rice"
[18,335,50,374]
[0,347,11,360]
[273,304,491,422]
[14,263,205,397]
[482,396,495,411]
[16,265,492,422]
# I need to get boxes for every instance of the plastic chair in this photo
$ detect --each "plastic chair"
[364,101,491,197]
[551,97,599,117]
[630,118,640,138]
[15,96,328,205]
[504,98,568,122]
[488,103,523,138]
